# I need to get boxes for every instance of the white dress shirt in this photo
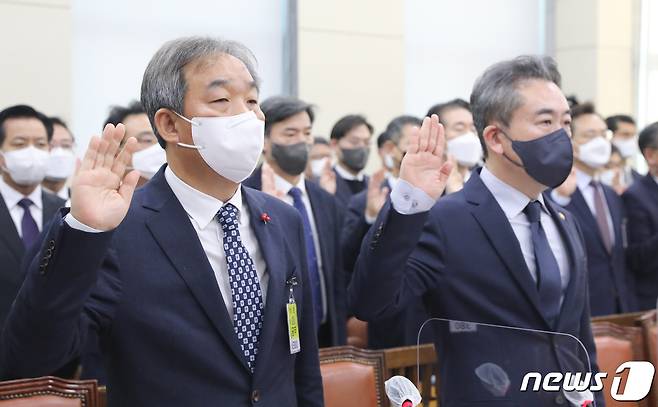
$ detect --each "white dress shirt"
[0,178,43,236]
[391,166,570,300]
[334,163,366,182]
[550,169,615,245]
[65,167,268,320]
[273,173,327,322]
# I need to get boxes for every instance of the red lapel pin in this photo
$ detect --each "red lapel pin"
[260,213,271,224]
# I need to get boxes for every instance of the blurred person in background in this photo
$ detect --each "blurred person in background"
[306,136,336,194]
[607,114,642,186]
[330,114,373,206]
[42,117,76,201]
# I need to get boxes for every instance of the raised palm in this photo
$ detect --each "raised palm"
[70,124,140,231]
[399,114,453,200]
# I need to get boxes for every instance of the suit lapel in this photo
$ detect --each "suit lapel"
[241,187,288,378]
[544,197,581,328]
[0,193,24,262]
[143,171,251,372]
[570,189,609,254]
[41,191,63,225]
[464,172,549,328]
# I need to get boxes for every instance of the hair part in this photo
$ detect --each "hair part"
[470,55,562,160]
[140,36,260,148]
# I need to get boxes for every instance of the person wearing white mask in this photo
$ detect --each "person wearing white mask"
[426,99,481,193]
[0,105,66,329]
[606,114,642,186]
[305,136,335,194]
[552,102,636,316]
[0,37,323,406]
[42,117,77,200]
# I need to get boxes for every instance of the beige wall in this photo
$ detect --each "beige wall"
[555,0,638,117]
[297,0,405,171]
[0,0,71,120]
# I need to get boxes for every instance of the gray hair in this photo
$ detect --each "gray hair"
[470,55,561,159]
[140,36,260,147]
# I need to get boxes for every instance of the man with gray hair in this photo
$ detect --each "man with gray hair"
[349,56,604,405]
[1,37,323,406]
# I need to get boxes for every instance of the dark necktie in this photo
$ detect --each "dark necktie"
[591,181,613,253]
[216,203,264,373]
[288,187,323,329]
[524,201,562,326]
[17,198,39,249]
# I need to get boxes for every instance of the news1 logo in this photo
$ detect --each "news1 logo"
[520,361,655,401]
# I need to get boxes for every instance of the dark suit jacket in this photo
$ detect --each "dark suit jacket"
[0,188,64,328]
[551,186,636,316]
[244,167,347,348]
[333,168,368,207]
[0,167,323,407]
[623,173,658,310]
[349,170,603,406]
[341,179,430,349]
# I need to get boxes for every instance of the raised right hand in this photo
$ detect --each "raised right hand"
[70,124,140,231]
[365,169,389,219]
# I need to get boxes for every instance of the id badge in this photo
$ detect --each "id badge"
[287,298,301,354]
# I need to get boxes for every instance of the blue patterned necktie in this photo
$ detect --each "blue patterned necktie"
[524,200,562,326]
[217,203,264,372]
[288,187,323,329]
[17,198,39,249]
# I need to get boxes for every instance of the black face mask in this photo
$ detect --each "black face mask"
[271,142,309,176]
[340,147,370,172]
[500,128,574,188]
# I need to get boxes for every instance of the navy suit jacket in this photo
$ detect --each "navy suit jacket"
[333,168,368,207]
[552,185,636,316]
[0,189,64,328]
[244,167,347,348]
[623,173,658,310]
[0,167,323,407]
[349,170,602,406]
[341,179,430,349]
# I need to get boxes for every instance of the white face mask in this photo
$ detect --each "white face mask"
[612,137,638,158]
[311,157,329,178]
[578,136,612,169]
[599,168,618,187]
[447,132,482,167]
[383,153,396,170]
[1,146,49,186]
[175,111,264,183]
[132,143,166,180]
[45,147,76,180]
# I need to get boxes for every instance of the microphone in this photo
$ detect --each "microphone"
[384,376,422,407]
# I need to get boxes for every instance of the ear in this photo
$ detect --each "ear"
[154,108,184,146]
[482,125,504,156]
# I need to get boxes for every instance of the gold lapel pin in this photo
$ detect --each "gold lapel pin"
[558,212,566,221]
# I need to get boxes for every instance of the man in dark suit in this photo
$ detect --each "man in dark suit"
[0,105,65,329]
[329,114,374,206]
[341,115,426,350]
[349,56,603,405]
[1,37,323,407]
[244,96,346,348]
[551,103,635,316]
[623,122,658,310]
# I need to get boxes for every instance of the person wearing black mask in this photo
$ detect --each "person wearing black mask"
[329,114,374,206]
[243,96,346,348]
[349,56,603,405]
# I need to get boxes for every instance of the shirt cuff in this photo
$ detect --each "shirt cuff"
[390,179,436,215]
[64,213,104,233]
[550,190,572,207]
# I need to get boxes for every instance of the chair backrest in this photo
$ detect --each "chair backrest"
[384,344,437,406]
[346,317,368,349]
[636,311,658,407]
[592,321,648,407]
[319,346,386,407]
[0,377,99,407]
[592,311,647,327]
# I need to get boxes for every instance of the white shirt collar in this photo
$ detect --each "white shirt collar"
[480,166,547,219]
[0,177,42,210]
[334,164,366,182]
[273,172,306,196]
[164,166,243,230]
[575,168,596,190]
